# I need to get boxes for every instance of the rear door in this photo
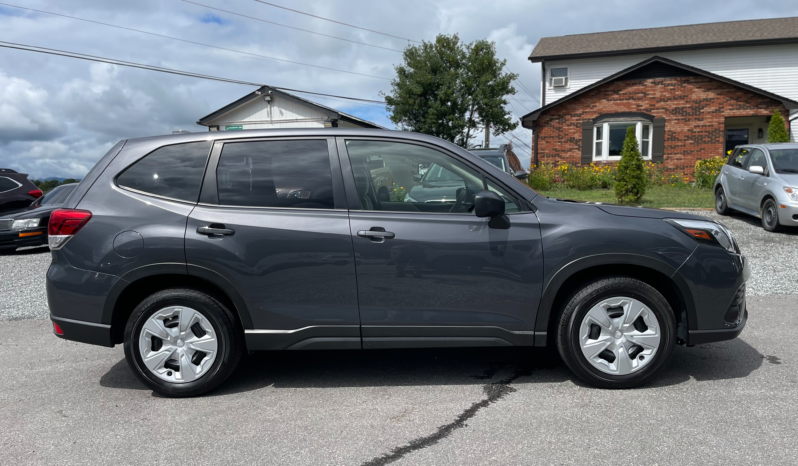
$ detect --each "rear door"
[338,138,543,348]
[739,148,769,210]
[185,137,360,350]
[723,147,751,207]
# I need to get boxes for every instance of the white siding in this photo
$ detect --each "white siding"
[543,44,798,106]
[207,94,330,130]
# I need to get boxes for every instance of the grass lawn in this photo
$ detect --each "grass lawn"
[536,186,714,209]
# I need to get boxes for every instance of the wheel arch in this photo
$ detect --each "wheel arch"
[104,264,252,345]
[535,254,695,346]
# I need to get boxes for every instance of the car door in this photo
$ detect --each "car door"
[739,148,770,211]
[723,147,751,207]
[338,138,543,349]
[185,137,361,351]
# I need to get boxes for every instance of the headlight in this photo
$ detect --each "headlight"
[404,194,417,203]
[784,187,798,202]
[11,218,40,231]
[666,219,736,253]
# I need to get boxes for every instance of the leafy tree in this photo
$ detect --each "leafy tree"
[767,109,789,143]
[615,126,647,204]
[384,34,518,148]
[33,178,80,193]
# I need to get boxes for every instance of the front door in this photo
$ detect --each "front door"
[339,138,543,348]
[739,148,769,211]
[723,147,751,207]
[185,138,360,350]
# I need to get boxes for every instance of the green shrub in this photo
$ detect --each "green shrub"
[565,166,598,191]
[694,157,725,188]
[392,185,407,202]
[615,126,647,203]
[527,162,556,191]
[643,161,667,187]
[592,164,616,189]
[768,109,790,143]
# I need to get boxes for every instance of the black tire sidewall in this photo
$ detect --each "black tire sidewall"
[761,199,780,232]
[715,188,729,215]
[123,290,238,397]
[560,279,675,388]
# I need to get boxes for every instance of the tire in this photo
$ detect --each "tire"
[123,288,243,397]
[556,277,676,389]
[715,187,731,215]
[761,198,782,232]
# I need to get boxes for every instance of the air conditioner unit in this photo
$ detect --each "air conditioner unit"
[551,76,568,87]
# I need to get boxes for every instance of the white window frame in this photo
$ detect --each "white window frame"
[592,121,653,161]
[548,66,570,89]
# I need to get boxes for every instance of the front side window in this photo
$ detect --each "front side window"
[593,121,652,161]
[745,149,768,172]
[345,140,486,214]
[217,139,334,209]
[117,141,211,202]
[769,149,798,174]
[728,148,750,168]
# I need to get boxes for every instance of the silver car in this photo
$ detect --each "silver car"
[714,143,798,231]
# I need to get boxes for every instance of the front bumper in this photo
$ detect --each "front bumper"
[777,201,798,226]
[0,228,47,249]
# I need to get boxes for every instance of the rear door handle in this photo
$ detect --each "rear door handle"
[357,229,395,240]
[197,225,235,237]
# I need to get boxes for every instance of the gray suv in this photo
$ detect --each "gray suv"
[48,129,749,396]
[714,143,798,231]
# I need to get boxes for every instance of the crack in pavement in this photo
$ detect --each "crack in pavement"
[361,366,532,466]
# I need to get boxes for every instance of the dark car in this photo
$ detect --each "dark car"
[469,144,528,180]
[0,183,78,252]
[0,169,43,215]
[47,130,748,397]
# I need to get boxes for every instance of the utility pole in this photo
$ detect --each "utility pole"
[484,124,490,148]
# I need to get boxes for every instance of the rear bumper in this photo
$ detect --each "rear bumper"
[51,316,114,347]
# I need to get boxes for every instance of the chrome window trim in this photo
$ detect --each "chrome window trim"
[0,176,22,194]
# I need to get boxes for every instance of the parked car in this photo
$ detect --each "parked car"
[469,144,527,180]
[714,143,798,231]
[47,130,748,397]
[0,183,78,252]
[0,169,43,215]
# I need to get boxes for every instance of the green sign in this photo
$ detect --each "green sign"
[225,125,244,131]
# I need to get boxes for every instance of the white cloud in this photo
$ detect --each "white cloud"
[0,71,64,143]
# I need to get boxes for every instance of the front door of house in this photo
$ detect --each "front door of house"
[725,129,749,154]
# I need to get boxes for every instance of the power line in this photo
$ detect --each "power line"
[251,0,420,44]
[180,0,403,53]
[0,2,390,80]
[0,41,387,104]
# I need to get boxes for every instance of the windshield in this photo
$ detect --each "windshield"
[479,155,505,171]
[423,163,463,182]
[40,184,77,206]
[770,149,798,174]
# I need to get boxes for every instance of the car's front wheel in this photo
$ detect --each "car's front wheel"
[761,198,782,232]
[556,277,676,389]
[715,187,731,215]
[123,288,243,397]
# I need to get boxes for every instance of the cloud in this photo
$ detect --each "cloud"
[0,71,65,144]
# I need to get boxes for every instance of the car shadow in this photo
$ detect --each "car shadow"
[99,337,764,395]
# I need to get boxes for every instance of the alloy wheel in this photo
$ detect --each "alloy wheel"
[138,306,218,383]
[579,297,661,375]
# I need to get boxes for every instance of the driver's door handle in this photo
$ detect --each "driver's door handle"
[197,225,235,237]
[357,228,395,240]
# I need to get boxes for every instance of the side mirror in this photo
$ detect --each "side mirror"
[474,190,510,229]
[514,170,528,180]
[748,165,765,175]
[412,174,423,182]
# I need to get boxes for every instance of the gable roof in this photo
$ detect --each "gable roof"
[521,56,798,126]
[197,85,384,129]
[529,16,798,62]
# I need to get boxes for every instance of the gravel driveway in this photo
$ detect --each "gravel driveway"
[1,209,795,322]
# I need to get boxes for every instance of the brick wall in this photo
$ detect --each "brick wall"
[531,76,789,175]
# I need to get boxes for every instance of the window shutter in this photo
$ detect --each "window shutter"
[651,117,665,163]
[581,120,593,164]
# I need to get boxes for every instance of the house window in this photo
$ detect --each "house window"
[593,121,652,161]
[549,67,569,87]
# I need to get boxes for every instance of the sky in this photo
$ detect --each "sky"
[1,0,797,179]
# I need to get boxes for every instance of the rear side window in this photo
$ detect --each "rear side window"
[217,139,334,209]
[117,141,212,202]
[0,177,21,193]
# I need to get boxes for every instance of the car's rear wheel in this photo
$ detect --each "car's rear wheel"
[556,277,676,389]
[761,198,782,232]
[123,288,243,397]
[715,187,731,215]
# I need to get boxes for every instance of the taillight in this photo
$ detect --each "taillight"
[28,189,43,198]
[48,209,92,250]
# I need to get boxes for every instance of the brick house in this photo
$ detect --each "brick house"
[522,17,798,174]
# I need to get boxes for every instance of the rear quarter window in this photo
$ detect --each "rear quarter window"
[117,141,212,202]
[0,176,21,193]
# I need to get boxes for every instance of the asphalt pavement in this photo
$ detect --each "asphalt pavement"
[1,209,797,465]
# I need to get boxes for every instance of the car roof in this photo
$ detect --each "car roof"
[741,143,798,150]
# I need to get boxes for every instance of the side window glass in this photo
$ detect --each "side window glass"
[745,149,767,170]
[0,177,20,193]
[217,139,334,209]
[486,181,522,214]
[728,148,749,168]
[346,140,485,214]
[117,141,211,202]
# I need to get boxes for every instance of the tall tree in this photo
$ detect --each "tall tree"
[767,109,789,143]
[384,34,518,148]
